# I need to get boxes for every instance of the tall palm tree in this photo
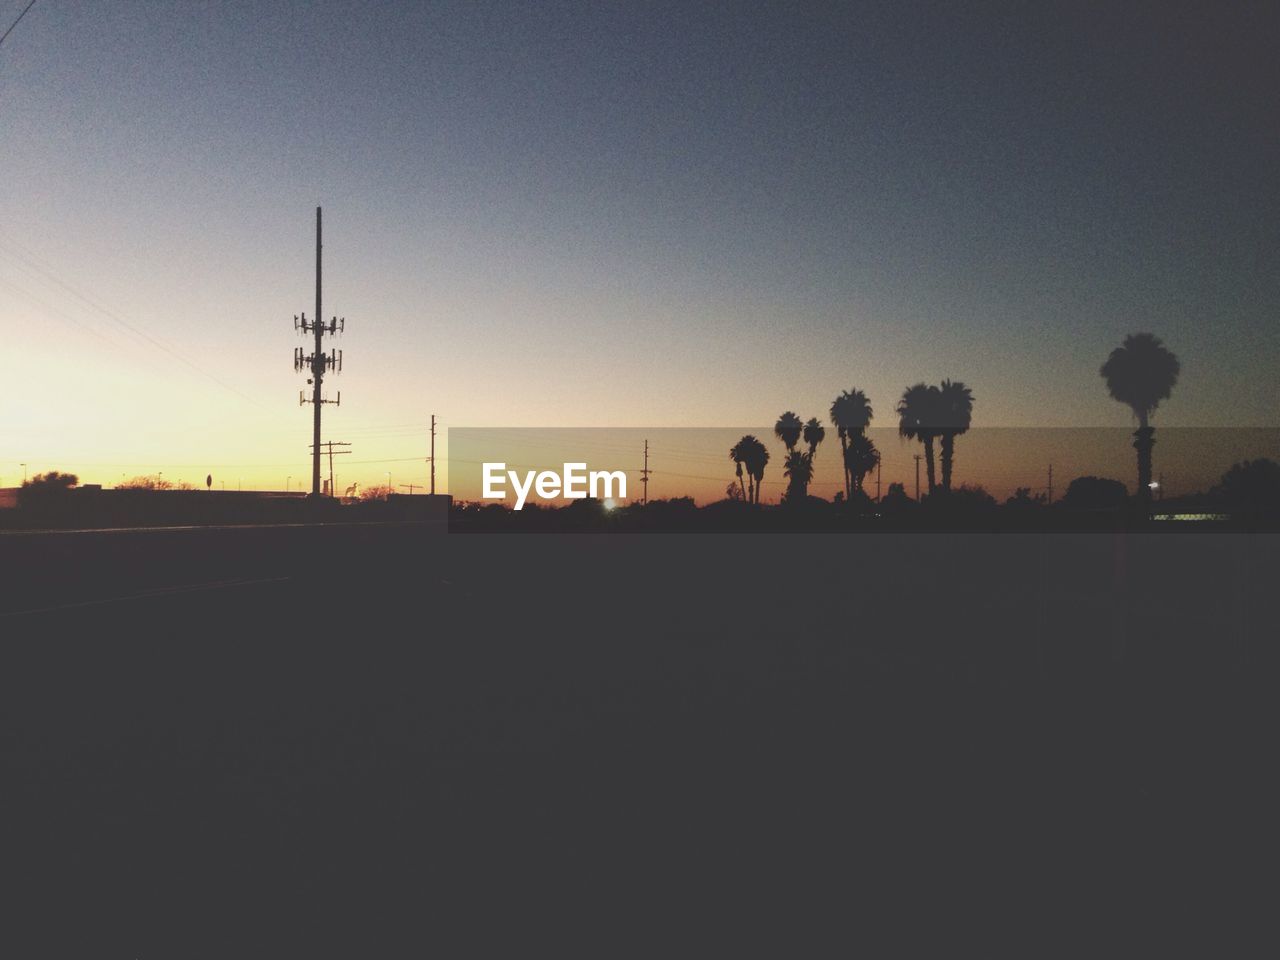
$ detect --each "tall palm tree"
[729,437,750,501]
[731,435,770,504]
[782,449,814,503]
[743,435,770,504]
[936,379,974,493]
[774,412,803,451]
[830,388,874,499]
[803,417,825,457]
[844,433,880,496]
[1100,333,1180,504]
[897,383,941,496]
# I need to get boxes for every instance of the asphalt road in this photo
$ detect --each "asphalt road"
[1,526,1273,954]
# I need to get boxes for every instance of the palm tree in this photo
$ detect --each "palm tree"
[897,383,941,495]
[844,432,880,496]
[775,411,803,451]
[783,449,814,503]
[729,437,750,501]
[743,435,770,504]
[803,417,825,457]
[936,379,974,493]
[1100,333,1180,504]
[830,388,873,499]
[731,435,770,504]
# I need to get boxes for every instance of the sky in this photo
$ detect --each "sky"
[1,0,1277,494]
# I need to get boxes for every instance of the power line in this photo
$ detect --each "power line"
[442,428,737,467]
[309,440,351,497]
[0,235,262,405]
[0,0,38,49]
[0,275,114,346]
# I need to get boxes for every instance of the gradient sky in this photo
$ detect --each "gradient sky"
[2,0,1277,493]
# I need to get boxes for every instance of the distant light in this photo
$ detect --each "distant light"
[1148,481,1160,490]
[603,498,617,511]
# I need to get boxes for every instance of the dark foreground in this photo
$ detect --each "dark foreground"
[1,525,1274,954]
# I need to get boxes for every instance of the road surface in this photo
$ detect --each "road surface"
[1,525,1273,953]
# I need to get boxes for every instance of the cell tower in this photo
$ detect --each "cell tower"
[641,439,651,505]
[294,206,346,496]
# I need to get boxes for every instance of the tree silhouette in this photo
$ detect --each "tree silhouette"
[1214,458,1280,511]
[1059,476,1129,511]
[830,388,873,500]
[17,471,79,511]
[1005,487,1047,509]
[731,435,771,503]
[782,449,814,503]
[22,471,78,490]
[729,437,750,501]
[936,379,974,493]
[803,417,825,457]
[119,474,173,490]
[844,433,880,496]
[897,383,941,495]
[880,481,913,512]
[1100,333,1180,505]
[928,483,996,512]
[742,435,770,504]
[774,412,803,451]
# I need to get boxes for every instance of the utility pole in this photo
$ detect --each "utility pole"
[914,454,922,501]
[876,459,882,502]
[294,206,346,496]
[311,206,322,496]
[309,440,351,497]
[1047,464,1053,505]
[640,439,652,505]
[429,414,437,495]
[400,483,420,495]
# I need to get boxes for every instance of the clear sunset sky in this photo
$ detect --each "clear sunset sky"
[1,1,1276,494]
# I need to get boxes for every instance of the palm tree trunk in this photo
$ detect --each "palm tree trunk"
[1134,420,1155,508]
[923,436,937,495]
[940,432,954,493]
[840,434,850,500]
